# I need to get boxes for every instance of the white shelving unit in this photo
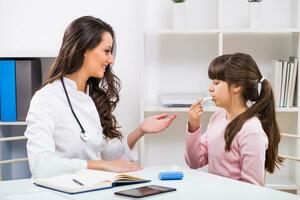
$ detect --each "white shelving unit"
[140,0,300,194]
[0,58,53,180]
[0,123,28,181]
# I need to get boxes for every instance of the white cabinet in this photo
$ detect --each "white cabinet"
[140,0,300,193]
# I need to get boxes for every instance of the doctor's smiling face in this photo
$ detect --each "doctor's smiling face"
[82,32,114,79]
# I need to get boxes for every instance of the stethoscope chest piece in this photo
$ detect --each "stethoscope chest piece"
[80,131,89,141]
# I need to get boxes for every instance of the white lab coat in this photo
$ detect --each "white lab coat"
[25,77,134,178]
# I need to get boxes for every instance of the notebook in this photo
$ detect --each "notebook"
[34,169,150,194]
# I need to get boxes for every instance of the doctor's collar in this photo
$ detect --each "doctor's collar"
[62,77,77,90]
[62,76,89,95]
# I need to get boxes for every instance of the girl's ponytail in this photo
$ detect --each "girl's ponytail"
[248,79,283,173]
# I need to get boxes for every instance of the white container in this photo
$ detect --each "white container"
[172,3,185,29]
[248,1,261,29]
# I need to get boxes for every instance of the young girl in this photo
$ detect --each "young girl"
[185,53,283,186]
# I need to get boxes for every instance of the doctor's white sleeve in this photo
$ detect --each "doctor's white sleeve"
[24,91,87,178]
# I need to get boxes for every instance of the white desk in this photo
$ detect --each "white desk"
[0,166,299,200]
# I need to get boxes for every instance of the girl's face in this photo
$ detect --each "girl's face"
[82,32,114,79]
[208,79,231,109]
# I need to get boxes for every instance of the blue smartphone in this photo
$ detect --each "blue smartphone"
[114,185,176,198]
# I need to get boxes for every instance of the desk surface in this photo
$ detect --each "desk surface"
[0,166,299,200]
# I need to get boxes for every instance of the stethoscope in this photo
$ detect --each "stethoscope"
[61,77,89,141]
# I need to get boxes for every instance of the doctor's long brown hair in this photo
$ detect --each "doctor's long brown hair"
[43,16,122,140]
[208,53,283,173]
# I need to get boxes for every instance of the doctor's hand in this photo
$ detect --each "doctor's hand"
[87,159,142,173]
[139,113,177,134]
[188,100,203,133]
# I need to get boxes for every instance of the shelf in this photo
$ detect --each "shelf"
[145,28,300,35]
[0,51,58,58]
[0,136,27,142]
[275,107,299,112]
[144,104,299,113]
[280,154,300,162]
[0,158,28,165]
[266,175,299,190]
[145,29,220,34]
[221,29,300,34]
[144,104,220,112]
[281,133,300,139]
[0,121,27,126]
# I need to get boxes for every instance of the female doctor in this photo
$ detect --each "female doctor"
[25,16,176,178]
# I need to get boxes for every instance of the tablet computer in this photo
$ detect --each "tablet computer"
[114,185,176,198]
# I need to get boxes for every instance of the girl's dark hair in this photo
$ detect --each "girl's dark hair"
[43,16,122,140]
[208,53,283,173]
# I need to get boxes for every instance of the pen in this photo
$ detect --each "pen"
[72,179,84,186]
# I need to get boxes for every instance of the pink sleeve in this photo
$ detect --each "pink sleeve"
[185,125,208,169]
[239,132,268,186]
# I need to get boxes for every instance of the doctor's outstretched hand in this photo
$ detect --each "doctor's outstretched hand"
[127,113,177,149]
[140,113,177,134]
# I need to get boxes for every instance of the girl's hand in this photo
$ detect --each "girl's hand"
[188,100,204,132]
[139,113,177,134]
[87,160,142,173]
